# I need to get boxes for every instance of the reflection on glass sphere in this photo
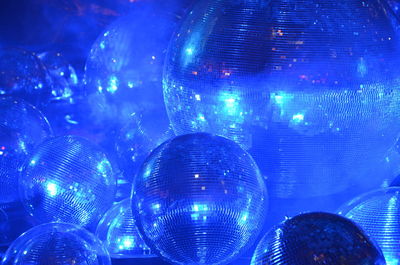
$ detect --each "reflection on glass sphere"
[251,212,386,265]
[96,198,154,259]
[132,133,268,265]
[38,51,78,102]
[338,187,400,265]
[1,222,111,265]
[163,0,400,198]
[0,48,53,108]
[19,135,116,229]
[84,7,178,131]
[114,113,174,198]
[0,97,53,207]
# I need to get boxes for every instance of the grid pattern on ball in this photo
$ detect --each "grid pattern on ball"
[163,0,400,198]
[340,188,400,264]
[251,212,385,265]
[133,133,267,264]
[19,135,115,228]
[2,223,111,265]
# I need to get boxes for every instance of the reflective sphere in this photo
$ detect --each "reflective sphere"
[251,212,386,265]
[96,198,154,258]
[132,133,268,265]
[1,222,111,265]
[19,135,117,229]
[338,187,400,265]
[163,0,400,198]
[84,7,178,131]
[0,97,53,206]
[114,113,174,198]
[0,48,53,108]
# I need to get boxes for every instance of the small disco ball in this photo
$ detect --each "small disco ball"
[132,133,268,265]
[84,5,180,132]
[338,187,400,265]
[96,198,155,259]
[114,113,174,198]
[0,96,53,206]
[163,0,400,198]
[1,222,111,265]
[0,48,53,108]
[251,212,386,265]
[19,135,117,229]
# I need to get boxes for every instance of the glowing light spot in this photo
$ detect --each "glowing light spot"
[100,41,105,49]
[193,204,208,212]
[186,48,194,55]
[292,113,304,123]
[194,174,199,178]
[46,182,58,197]
[151,55,156,60]
[197,114,206,122]
[107,76,119,93]
[195,94,201,101]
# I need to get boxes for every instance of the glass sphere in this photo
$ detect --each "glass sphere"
[132,133,268,265]
[84,7,178,131]
[114,113,174,198]
[0,96,53,206]
[251,212,386,265]
[163,0,400,198]
[338,187,400,265]
[19,135,117,229]
[96,198,154,258]
[1,222,111,265]
[0,48,53,108]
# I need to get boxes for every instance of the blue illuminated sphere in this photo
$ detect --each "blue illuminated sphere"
[1,222,111,265]
[19,135,116,229]
[0,48,53,108]
[84,7,178,131]
[163,0,400,198]
[0,97,53,207]
[96,198,154,258]
[338,187,400,265]
[251,212,386,265]
[132,133,268,265]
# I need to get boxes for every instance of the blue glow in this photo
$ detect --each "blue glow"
[46,182,58,197]
[107,76,119,94]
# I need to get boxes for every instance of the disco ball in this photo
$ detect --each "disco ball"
[84,6,180,131]
[19,135,117,229]
[163,0,400,198]
[0,48,53,108]
[251,212,386,265]
[114,113,174,198]
[1,222,111,265]
[96,198,155,258]
[132,133,268,265]
[0,96,53,206]
[338,187,400,265]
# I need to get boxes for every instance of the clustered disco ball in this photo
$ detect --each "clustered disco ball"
[0,96,53,207]
[1,222,111,265]
[251,212,386,265]
[132,133,268,265]
[96,198,154,258]
[338,187,400,265]
[0,48,53,108]
[19,135,116,229]
[163,0,400,198]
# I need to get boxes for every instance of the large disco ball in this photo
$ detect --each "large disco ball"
[1,222,111,265]
[163,0,400,198]
[338,187,400,265]
[0,48,53,108]
[0,96,53,206]
[84,4,181,131]
[132,133,268,265]
[251,212,386,265]
[19,135,116,229]
[96,198,154,259]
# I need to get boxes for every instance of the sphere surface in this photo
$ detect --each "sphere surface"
[0,48,53,107]
[0,97,52,206]
[19,135,116,228]
[132,133,268,265]
[163,0,400,198]
[251,212,386,265]
[1,222,111,265]
[96,198,154,258]
[338,187,400,265]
